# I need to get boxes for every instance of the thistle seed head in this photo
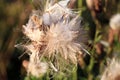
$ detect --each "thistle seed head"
[101,59,120,80]
[110,14,120,30]
[20,0,88,77]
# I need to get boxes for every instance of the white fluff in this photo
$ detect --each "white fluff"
[45,16,86,63]
[101,59,120,80]
[21,0,88,77]
[43,2,74,25]
[28,61,48,77]
[58,0,70,7]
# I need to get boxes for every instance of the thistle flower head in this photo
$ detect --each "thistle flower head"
[20,0,88,77]
[101,59,120,80]
[110,14,120,30]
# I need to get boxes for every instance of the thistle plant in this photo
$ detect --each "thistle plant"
[20,0,88,79]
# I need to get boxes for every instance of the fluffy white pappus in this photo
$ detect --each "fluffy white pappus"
[43,2,74,25]
[45,16,87,64]
[23,14,47,43]
[34,0,70,13]
[27,44,48,77]
[25,44,39,55]
[20,0,88,77]
[23,26,46,42]
[27,12,42,28]
[58,0,70,7]
[25,42,47,62]
[110,14,120,30]
[25,44,41,69]
[45,0,70,11]
[28,61,48,77]
[101,59,120,80]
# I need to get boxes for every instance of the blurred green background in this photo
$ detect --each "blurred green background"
[0,0,32,80]
[0,0,120,80]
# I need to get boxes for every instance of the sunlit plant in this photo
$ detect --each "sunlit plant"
[19,0,88,79]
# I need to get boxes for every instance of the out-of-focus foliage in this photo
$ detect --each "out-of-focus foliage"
[0,0,120,80]
[0,0,33,80]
